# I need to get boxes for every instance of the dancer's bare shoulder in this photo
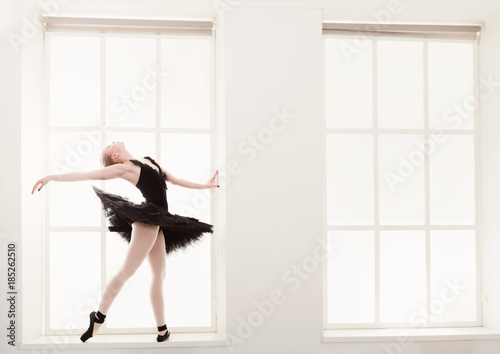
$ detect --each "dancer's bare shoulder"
[118,162,141,185]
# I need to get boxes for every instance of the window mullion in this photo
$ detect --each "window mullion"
[372,39,380,325]
[423,40,431,326]
[209,35,218,331]
[473,39,482,325]
[43,34,51,336]
[100,36,108,331]
[155,37,161,159]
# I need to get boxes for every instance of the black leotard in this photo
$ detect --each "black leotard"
[133,157,168,208]
[92,157,213,254]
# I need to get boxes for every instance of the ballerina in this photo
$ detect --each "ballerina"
[32,141,218,342]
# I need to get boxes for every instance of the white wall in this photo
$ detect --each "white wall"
[2,1,500,354]
[0,2,22,265]
[223,6,324,353]
[0,1,24,353]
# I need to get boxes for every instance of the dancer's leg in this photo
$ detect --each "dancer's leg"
[92,222,159,336]
[147,230,167,335]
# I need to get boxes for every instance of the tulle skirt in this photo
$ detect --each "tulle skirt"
[93,186,213,254]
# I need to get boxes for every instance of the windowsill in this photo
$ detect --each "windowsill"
[322,327,500,343]
[19,332,230,350]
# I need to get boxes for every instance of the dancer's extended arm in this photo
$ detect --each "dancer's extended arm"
[160,166,219,190]
[32,164,132,194]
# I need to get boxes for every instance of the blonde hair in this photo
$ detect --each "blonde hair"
[100,150,116,167]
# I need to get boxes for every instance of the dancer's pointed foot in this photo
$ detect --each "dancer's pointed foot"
[80,311,106,342]
[157,324,170,342]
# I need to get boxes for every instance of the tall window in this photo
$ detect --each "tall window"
[323,25,480,328]
[43,18,216,335]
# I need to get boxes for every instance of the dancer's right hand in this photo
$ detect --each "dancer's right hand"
[32,176,51,194]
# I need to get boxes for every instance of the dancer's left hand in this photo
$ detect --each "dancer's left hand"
[32,176,51,194]
[205,170,219,188]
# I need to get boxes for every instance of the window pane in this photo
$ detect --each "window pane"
[106,37,156,128]
[430,230,476,322]
[106,233,212,329]
[326,134,374,225]
[46,32,214,333]
[429,42,474,130]
[49,132,102,227]
[49,35,100,127]
[105,233,154,328]
[49,182,102,227]
[50,232,101,329]
[380,231,426,323]
[324,38,373,128]
[165,236,212,327]
[104,133,156,162]
[378,134,425,225]
[325,35,477,329]
[161,39,211,129]
[161,133,212,326]
[430,135,475,225]
[327,231,375,324]
[377,41,423,129]
[161,133,211,223]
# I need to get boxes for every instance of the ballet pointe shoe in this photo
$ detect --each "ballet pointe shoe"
[80,311,106,342]
[157,324,170,342]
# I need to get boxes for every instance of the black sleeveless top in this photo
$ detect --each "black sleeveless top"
[130,157,168,210]
[92,155,213,254]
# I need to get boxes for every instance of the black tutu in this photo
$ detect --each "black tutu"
[93,186,213,254]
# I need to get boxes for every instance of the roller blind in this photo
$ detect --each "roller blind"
[41,16,214,36]
[322,23,481,40]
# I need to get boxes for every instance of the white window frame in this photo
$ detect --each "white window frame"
[42,17,218,336]
[322,26,481,330]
